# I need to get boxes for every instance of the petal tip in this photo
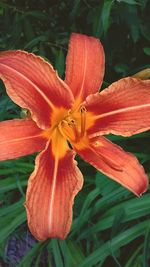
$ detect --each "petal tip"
[136,176,149,197]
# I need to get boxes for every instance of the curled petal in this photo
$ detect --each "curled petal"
[132,68,150,80]
[0,51,74,129]
[85,77,150,136]
[25,135,83,240]
[74,136,148,196]
[65,33,105,105]
[0,119,46,161]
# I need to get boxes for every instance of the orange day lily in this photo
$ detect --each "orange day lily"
[0,33,150,241]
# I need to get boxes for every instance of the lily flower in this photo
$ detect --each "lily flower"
[0,33,150,241]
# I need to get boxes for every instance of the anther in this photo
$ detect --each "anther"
[80,106,87,113]
[68,119,76,126]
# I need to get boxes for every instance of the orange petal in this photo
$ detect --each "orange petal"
[74,136,148,196]
[0,119,46,161]
[85,77,150,136]
[0,51,74,129]
[25,138,83,240]
[65,33,105,105]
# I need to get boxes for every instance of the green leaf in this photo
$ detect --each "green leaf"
[0,177,26,194]
[140,24,150,41]
[117,0,139,4]
[0,211,26,243]
[114,63,129,76]
[74,187,100,229]
[16,242,44,267]
[67,241,85,265]
[24,35,48,49]
[79,220,149,267]
[23,18,35,41]
[70,0,81,19]
[50,239,64,267]
[26,10,50,21]
[142,225,150,267]
[0,7,3,15]
[55,49,65,78]
[110,208,126,238]
[143,47,150,56]
[125,245,143,267]
[101,0,114,33]
[59,240,85,267]
[91,5,103,37]
[79,194,150,239]
[0,199,24,217]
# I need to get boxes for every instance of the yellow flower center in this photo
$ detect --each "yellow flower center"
[43,105,94,157]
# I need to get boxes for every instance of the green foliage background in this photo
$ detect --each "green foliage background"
[0,0,150,266]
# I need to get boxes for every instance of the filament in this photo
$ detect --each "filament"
[80,106,87,137]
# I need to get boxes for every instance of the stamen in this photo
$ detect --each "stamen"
[58,120,69,140]
[80,106,87,137]
[58,119,79,143]
[58,107,87,143]
[67,118,80,142]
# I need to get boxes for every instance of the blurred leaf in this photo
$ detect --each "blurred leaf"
[143,47,150,56]
[0,176,26,193]
[0,211,26,243]
[23,18,35,41]
[26,10,51,21]
[90,4,103,37]
[140,0,148,8]
[140,24,150,41]
[24,35,48,49]
[101,0,114,33]
[126,5,140,42]
[0,7,3,15]
[114,63,129,76]
[70,0,81,19]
